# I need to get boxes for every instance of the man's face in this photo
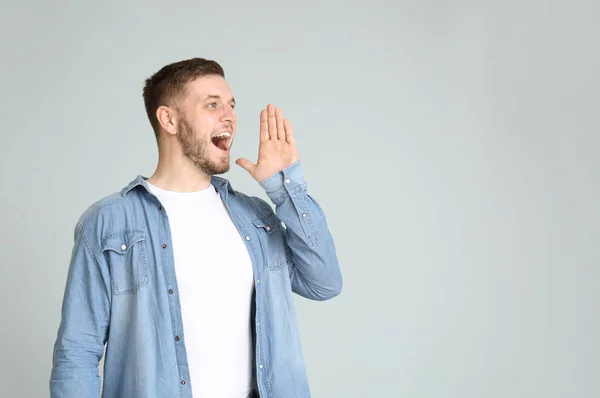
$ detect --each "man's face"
[176,75,237,176]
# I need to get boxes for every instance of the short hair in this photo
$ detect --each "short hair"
[142,57,225,143]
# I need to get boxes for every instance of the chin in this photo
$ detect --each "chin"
[208,158,231,175]
[213,165,230,175]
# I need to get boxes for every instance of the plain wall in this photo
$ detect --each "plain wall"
[1,0,598,397]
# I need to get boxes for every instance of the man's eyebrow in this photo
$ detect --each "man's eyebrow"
[204,94,236,105]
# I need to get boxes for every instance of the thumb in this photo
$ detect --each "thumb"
[235,158,256,176]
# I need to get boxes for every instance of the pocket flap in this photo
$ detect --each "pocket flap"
[102,230,146,254]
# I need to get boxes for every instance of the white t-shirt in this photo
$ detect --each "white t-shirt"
[147,181,255,398]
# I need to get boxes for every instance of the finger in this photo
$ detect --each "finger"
[284,119,295,144]
[267,104,277,141]
[235,158,257,177]
[275,108,285,141]
[260,109,269,141]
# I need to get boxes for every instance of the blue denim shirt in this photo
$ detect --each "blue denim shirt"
[50,161,342,398]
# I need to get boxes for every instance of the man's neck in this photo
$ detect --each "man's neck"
[147,157,212,193]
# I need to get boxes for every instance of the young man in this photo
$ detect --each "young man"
[49,58,342,398]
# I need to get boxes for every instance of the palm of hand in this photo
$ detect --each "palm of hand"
[236,104,300,183]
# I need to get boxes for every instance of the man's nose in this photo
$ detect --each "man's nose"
[222,105,236,123]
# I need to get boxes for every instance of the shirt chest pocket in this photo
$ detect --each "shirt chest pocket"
[252,213,292,271]
[101,230,149,295]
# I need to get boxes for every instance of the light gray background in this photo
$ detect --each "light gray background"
[1,0,598,397]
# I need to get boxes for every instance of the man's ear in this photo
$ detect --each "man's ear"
[156,105,178,136]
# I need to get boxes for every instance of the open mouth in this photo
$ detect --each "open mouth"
[211,132,231,151]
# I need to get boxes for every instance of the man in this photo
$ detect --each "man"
[49,58,342,398]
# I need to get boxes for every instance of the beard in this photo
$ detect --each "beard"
[177,117,230,176]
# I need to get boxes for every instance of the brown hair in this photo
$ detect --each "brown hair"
[142,57,225,143]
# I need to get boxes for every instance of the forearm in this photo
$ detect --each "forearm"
[260,161,343,300]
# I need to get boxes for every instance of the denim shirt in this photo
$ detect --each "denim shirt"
[49,161,342,398]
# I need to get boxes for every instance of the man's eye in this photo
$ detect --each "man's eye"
[207,102,217,108]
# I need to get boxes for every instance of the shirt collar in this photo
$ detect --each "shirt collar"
[121,174,236,197]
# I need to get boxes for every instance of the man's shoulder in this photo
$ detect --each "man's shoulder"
[75,177,147,230]
[230,187,274,218]
[212,174,275,218]
[76,191,128,228]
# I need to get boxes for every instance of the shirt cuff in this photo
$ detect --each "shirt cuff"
[259,161,306,204]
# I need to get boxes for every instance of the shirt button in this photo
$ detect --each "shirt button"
[168,289,174,294]
[175,336,180,341]
[245,235,251,241]
[257,321,260,327]
[302,212,307,217]
[163,244,168,248]
[121,244,127,250]
[265,226,271,231]
[259,364,263,369]
[285,178,291,184]
[181,380,186,385]
[158,205,163,210]
[256,279,260,284]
